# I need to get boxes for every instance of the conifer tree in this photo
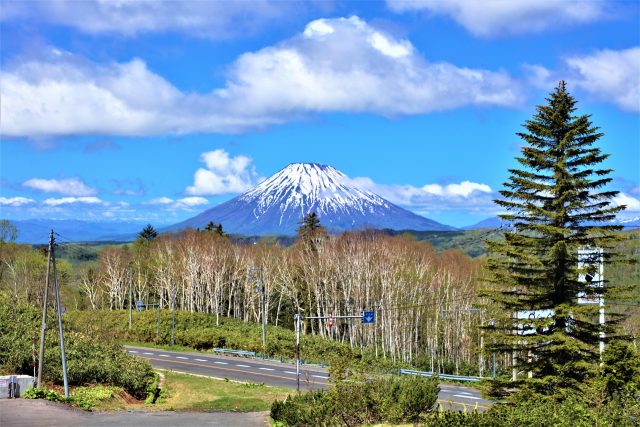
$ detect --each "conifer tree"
[296,212,326,253]
[484,81,627,396]
[137,224,158,241]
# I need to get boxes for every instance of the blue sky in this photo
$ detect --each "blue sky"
[1,0,639,228]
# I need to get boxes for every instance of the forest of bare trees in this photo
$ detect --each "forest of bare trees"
[77,230,487,372]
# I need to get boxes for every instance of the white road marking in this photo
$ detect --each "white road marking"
[142,352,154,355]
[258,367,275,371]
[453,394,482,400]
[284,371,297,375]
[159,354,170,358]
[235,364,250,368]
[128,350,138,353]
[195,358,207,362]
[312,375,328,379]
[214,361,228,365]
[176,356,189,360]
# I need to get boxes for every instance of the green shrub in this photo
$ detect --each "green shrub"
[270,375,439,426]
[71,385,122,410]
[23,386,67,403]
[0,295,155,399]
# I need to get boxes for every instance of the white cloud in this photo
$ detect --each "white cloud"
[145,196,209,210]
[42,196,103,206]
[175,197,209,208]
[220,16,522,116]
[0,197,35,206]
[186,149,259,195]
[1,17,523,138]
[346,176,496,213]
[614,192,640,212]
[387,0,606,37]
[566,47,640,113]
[524,47,640,113]
[1,1,300,39]
[22,177,97,196]
[147,197,174,205]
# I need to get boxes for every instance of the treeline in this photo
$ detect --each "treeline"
[2,227,489,374]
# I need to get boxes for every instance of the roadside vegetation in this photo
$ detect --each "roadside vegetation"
[0,293,155,400]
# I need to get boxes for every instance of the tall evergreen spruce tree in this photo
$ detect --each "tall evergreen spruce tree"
[484,81,627,396]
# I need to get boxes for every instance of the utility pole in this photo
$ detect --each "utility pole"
[171,280,176,348]
[37,230,53,389]
[128,269,133,330]
[51,236,69,398]
[157,300,161,341]
[294,311,370,392]
[260,275,266,355]
[295,313,300,392]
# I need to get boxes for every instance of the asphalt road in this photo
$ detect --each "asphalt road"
[0,399,266,427]
[126,345,492,411]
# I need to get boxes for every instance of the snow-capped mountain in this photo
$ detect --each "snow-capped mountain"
[169,163,456,235]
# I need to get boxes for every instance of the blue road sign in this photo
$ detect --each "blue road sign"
[136,300,145,311]
[362,311,375,324]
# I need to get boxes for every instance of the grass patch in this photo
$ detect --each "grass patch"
[154,370,289,412]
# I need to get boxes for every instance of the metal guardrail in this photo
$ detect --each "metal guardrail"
[399,368,483,382]
[213,348,256,357]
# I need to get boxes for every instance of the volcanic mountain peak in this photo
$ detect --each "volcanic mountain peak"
[168,162,456,235]
[240,163,388,218]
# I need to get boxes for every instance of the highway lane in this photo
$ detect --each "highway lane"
[125,345,330,391]
[126,345,492,411]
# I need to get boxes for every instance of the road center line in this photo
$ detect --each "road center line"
[128,350,138,353]
[194,358,207,362]
[159,354,170,357]
[214,361,228,365]
[176,356,189,360]
[284,371,297,375]
[312,375,328,379]
[235,364,250,368]
[453,394,482,400]
[259,367,275,371]
[137,355,330,386]
[142,352,154,355]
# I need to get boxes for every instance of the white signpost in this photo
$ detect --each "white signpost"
[577,247,605,355]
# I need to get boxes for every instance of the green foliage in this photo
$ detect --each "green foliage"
[270,375,439,426]
[296,212,327,253]
[425,395,637,427]
[601,339,640,400]
[484,81,629,395]
[70,385,122,410]
[0,294,155,398]
[137,224,158,241]
[24,384,122,411]
[23,386,68,403]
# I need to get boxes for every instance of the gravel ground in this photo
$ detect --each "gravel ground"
[0,399,268,427]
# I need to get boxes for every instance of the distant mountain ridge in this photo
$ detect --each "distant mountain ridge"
[8,219,147,244]
[168,163,456,235]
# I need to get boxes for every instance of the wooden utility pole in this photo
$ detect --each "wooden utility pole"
[36,230,53,388]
